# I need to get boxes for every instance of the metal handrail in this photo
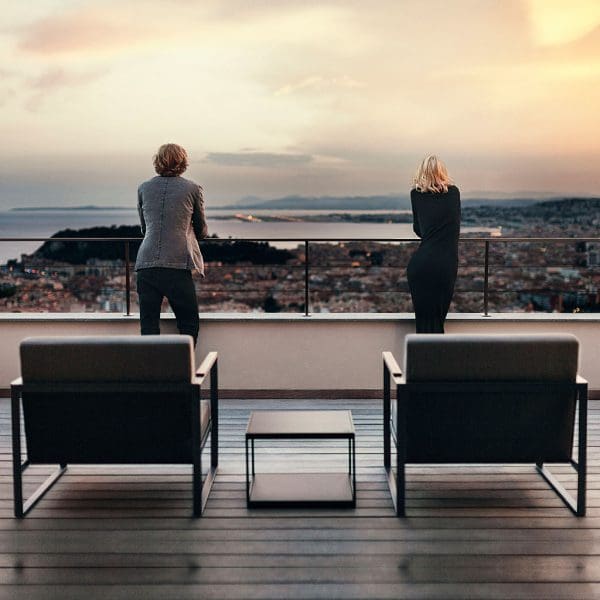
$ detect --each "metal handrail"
[2,236,599,316]
[2,236,600,242]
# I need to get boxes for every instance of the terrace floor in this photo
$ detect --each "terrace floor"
[2,397,600,599]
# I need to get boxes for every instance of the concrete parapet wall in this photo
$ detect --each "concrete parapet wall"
[1,313,599,392]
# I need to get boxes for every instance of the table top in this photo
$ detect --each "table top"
[246,410,355,437]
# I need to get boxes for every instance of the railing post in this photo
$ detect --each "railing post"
[304,240,310,317]
[483,240,490,317]
[124,241,131,316]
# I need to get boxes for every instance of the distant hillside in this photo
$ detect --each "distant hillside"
[30,226,143,264]
[461,197,548,208]
[27,226,293,265]
[12,205,132,211]
[462,196,600,225]
[225,194,557,211]
[223,195,411,210]
[530,197,600,214]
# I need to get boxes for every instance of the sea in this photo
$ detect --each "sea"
[0,208,497,264]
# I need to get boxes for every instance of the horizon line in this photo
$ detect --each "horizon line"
[6,193,600,212]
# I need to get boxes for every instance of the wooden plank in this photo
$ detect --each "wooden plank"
[0,515,599,530]
[3,561,600,585]
[2,526,600,543]
[0,553,599,575]
[0,582,599,600]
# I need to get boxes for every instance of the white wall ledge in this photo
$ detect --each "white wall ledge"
[2,311,599,389]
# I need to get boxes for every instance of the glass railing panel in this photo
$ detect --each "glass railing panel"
[486,240,600,313]
[307,241,416,313]
[128,239,307,314]
[452,238,486,313]
[1,239,131,313]
[1,237,600,314]
[199,240,305,313]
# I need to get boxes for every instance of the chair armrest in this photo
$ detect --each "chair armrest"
[10,377,23,389]
[576,374,588,386]
[382,351,404,385]
[195,351,218,385]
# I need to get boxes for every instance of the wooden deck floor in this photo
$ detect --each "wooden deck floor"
[2,397,600,599]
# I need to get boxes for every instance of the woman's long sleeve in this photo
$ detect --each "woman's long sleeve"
[411,196,421,237]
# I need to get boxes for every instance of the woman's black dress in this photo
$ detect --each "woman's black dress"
[407,185,460,333]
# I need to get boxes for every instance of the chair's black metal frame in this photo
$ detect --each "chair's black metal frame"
[382,351,588,517]
[11,351,219,518]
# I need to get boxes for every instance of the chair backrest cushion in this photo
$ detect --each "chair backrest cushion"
[399,333,580,463]
[404,333,578,382]
[20,335,194,383]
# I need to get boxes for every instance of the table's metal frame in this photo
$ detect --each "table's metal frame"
[245,411,356,508]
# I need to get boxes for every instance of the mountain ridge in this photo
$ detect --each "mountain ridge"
[223,194,577,211]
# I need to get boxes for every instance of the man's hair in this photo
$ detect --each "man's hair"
[153,143,188,176]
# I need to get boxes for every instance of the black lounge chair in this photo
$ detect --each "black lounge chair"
[383,333,587,516]
[11,335,218,517]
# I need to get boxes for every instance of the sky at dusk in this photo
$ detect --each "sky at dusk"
[1,0,599,208]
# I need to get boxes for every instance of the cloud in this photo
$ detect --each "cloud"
[24,67,107,111]
[17,7,152,55]
[0,88,16,108]
[205,152,313,168]
[0,68,19,80]
[0,68,18,106]
[2,1,600,197]
[275,75,366,96]
[13,1,346,56]
[28,67,106,91]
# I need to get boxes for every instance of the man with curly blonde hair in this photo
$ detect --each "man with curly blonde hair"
[135,143,208,345]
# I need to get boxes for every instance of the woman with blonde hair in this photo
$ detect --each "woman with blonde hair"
[135,143,208,345]
[407,155,460,333]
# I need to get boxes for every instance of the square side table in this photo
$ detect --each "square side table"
[245,410,356,508]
